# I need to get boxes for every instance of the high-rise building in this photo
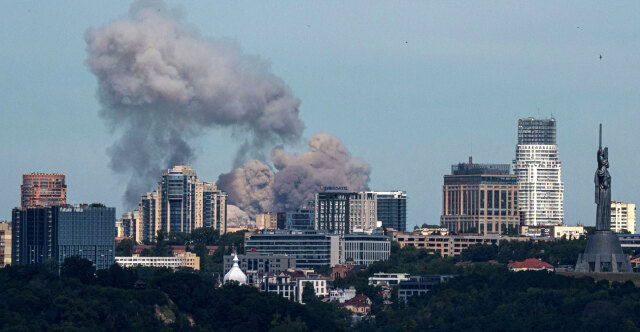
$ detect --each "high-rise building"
[140,190,161,242]
[117,210,142,242]
[513,118,564,226]
[56,205,115,270]
[12,205,115,270]
[160,166,202,234]
[375,191,407,231]
[440,157,520,234]
[315,191,379,234]
[0,222,12,267]
[611,201,636,234]
[21,173,67,208]
[203,182,227,233]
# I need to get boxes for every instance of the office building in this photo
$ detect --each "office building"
[12,205,115,270]
[513,118,564,226]
[315,190,379,234]
[55,205,115,270]
[343,232,390,266]
[21,173,67,208]
[245,230,341,269]
[440,157,520,234]
[223,252,296,275]
[375,191,407,232]
[611,201,636,234]
[388,229,502,257]
[0,222,11,267]
[284,207,315,230]
[368,272,410,287]
[256,213,278,230]
[116,252,199,270]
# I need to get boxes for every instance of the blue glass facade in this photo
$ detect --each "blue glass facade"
[11,207,55,265]
[284,208,315,230]
[376,192,407,232]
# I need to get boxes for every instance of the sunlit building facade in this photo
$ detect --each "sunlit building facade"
[611,201,636,234]
[21,173,67,208]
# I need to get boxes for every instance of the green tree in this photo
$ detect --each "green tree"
[269,314,309,332]
[60,256,95,284]
[116,238,136,256]
[301,282,317,304]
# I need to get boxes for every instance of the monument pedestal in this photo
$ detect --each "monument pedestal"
[575,231,632,273]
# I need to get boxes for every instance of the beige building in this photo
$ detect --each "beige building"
[611,201,636,234]
[349,191,379,233]
[388,230,502,257]
[0,222,11,267]
[256,213,278,230]
[115,252,200,270]
[552,225,585,240]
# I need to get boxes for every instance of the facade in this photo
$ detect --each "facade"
[0,222,11,267]
[21,173,67,208]
[12,205,115,270]
[223,252,296,275]
[389,230,502,257]
[116,252,200,270]
[342,232,390,265]
[398,275,456,303]
[330,287,357,303]
[245,230,341,269]
[266,274,298,301]
[513,118,564,226]
[375,191,407,232]
[441,157,519,235]
[296,277,328,304]
[339,294,371,315]
[139,190,161,242]
[55,205,116,270]
[368,272,410,287]
[315,191,379,234]
[552,225,585,240]
[117,211,142,243]
[256,213,278,230]
[160,166,201,234]
[284,207,315,231]
[203,182,226,233]
[611,201,636,234]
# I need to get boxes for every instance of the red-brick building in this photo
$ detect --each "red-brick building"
[21,173,67,208]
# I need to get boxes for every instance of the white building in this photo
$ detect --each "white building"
[296,277,328,304]
[342,232,390,265]
[553,225,585,240]
[368,272,410,287]
[330,287,357,303]
[513,118,564,226]
[115,252,200,270]
[611,201,636,234]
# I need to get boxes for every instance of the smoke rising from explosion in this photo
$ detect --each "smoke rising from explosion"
[87,1,371,216]
[218,133,371,217]
[85,1,304,206]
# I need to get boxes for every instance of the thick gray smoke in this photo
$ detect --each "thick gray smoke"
[226,205,254,229]
[218,133,371,217]
[85,1,304,206]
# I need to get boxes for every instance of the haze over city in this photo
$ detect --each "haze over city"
[2,1,640,228]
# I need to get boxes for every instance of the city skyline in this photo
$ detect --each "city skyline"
[2,2,640,229]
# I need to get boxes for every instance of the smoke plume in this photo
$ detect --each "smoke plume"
[226,205,254,229]
[85,1,304,206]
[218,133,371,217]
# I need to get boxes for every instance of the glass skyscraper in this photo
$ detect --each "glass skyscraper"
[375,191,407,232]
[160,166,200,234]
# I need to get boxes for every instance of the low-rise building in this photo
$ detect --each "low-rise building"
[398,275,456,303]
[507,258,554,272]
[340,294,371,315]
[618,234,640,249]
[368,272,410,288]
[115,252,200,270]
[343,232,390,266]
[296,276,329,304]
[329,287,357,303]
[388,230,501,257]
[223,252,296,276]
[552,225,585,240]
[245,230,341,269]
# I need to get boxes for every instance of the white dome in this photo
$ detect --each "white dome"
[223,253,247,285]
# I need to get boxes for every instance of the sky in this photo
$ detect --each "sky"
[1,1,640,229]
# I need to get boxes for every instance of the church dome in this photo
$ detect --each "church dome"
[223,253,247,285]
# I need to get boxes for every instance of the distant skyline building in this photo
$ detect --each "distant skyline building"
[202,182,226,231]
[12,205,115,270]
[284,207,315,231]
[256,212,278,230]
[21,173,67,208]
[315,191,379,234]
[611,201,636,234]
[440,157,520,235]
[513,118,564,226]
[0,222,11,267]
[375,191,407,232]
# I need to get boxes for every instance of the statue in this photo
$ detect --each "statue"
[575,124,632,273]
[594,124,611,231]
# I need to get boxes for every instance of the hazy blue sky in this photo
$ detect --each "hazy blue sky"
[2,1,640,229]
